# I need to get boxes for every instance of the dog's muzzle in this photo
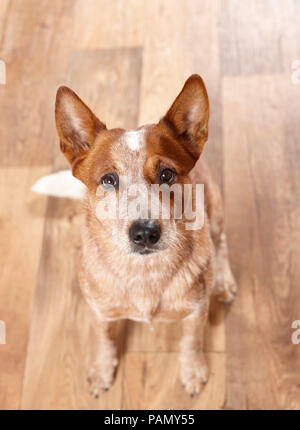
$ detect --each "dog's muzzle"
[129,219,161,254]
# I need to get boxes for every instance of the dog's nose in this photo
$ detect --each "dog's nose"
[129,220,161,248]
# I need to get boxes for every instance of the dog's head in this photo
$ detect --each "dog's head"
[55,75,209,256]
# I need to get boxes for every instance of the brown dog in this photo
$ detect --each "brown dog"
[33,74,237,397]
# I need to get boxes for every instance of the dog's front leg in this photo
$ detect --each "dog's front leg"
[179,297,209,397]
[87,320,118,398]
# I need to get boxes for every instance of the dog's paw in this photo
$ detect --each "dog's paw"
[215,268,238,304]
[87,357,118,398]
[180,353,208,397]
[216,287,237,304]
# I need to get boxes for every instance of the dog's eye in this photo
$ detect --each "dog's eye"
[159,168,176,184]
[100,173,119,189]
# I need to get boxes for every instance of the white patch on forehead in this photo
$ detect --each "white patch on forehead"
[124,130,145,151]
[112,127,147,185]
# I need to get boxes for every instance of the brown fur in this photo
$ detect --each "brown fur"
[55,75,237,397]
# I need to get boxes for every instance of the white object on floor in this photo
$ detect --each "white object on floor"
[31,170,86,199]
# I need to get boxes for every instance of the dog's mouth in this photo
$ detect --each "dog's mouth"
[139,249,155,255]
[132,247,157,256]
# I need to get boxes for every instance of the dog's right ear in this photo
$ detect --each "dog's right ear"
[55,86,106,173]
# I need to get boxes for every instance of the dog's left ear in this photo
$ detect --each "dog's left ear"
[161,74,209,160]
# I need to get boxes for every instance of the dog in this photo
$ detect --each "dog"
[32,74,237,398]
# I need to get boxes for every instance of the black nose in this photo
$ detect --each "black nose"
[129,220,161,248]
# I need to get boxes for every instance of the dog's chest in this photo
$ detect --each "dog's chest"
[87,288,196,323]
[80,232,209,323]
[84,267,204,323]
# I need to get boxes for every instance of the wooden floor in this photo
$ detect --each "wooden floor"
[0,0,300,410]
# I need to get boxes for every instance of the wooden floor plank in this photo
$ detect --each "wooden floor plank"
[0,0,76,167]
[223,75,300,409]
[0,167,49,409]
[72,0,145,50]
[122,352,226,410]
[219,0,299,76]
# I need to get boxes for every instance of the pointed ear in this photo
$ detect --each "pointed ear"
[55,86,106,173]
[161,74,209,160]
